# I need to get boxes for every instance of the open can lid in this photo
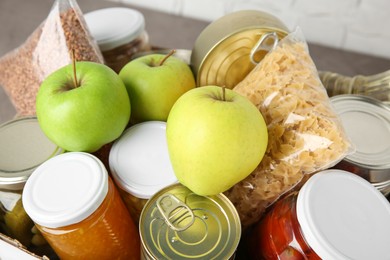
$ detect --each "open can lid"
[139,183,241,259]
[0,117,63,190]
[22,152,109,228]
[297,169,390,259]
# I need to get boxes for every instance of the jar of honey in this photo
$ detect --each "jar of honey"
[85,7,151,73]
[109,121,177,224]
[22,152,140,259]
[248,169,390,259]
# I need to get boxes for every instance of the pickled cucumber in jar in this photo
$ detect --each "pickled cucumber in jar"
[0,191,33,246]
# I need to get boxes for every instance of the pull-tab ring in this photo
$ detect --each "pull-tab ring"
[250,32,279,65]
[156,193,195,232]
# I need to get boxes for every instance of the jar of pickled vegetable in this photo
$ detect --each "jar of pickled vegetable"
[248,169,390,259]
[0,117,63,257]
[22,152,140,259]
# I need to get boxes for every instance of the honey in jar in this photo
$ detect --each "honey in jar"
[22,152,140,259]
[85,7,151,73]
[109,121,178,224]
[248,170,390,259]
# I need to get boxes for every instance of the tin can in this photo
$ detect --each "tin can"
[139,183,241,259]
[330,95,390,195]
[191,10,289,89]
[85,7,151,73]
[109,121,178,224]
[22,152,140,259]
[0,117,63,256]
[249,170,390,259]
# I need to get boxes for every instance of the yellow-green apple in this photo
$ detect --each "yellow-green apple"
[166,85,268,195]
[119,50,195,123]
[36,61,131,152]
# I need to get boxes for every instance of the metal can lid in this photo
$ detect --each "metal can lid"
[0,117,63,190]
[330,95,390,178]
[191,10,289,89]
[297,169,390,259]
[139,183,241,259]
[85,7,145,51]
[109,121,177,199]
[22,152,109,228]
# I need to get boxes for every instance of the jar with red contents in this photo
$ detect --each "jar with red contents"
[248,169,390,259]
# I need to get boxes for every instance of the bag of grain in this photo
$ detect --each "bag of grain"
[0,0,103,116]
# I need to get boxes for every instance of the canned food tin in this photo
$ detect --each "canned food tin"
[139,183,241,259]
[191,10,289,89]
[330,95,390,195]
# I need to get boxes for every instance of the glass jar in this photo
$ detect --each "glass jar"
[109,121,177,224]
[0,117,63,257]
[248,169,390,259]
[85,7,151,73]
[22,152,140,259]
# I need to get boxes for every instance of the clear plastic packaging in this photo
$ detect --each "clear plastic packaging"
[0,0,103,116]
[225,29,353,228]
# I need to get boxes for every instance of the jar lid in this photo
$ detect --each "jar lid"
[330,95,390,180]
[85,7,145,51]
[297,169,390,259]
[22,152,108,228]
[0,117,63,190]
[139,183,241,259]
[109,121,177,199]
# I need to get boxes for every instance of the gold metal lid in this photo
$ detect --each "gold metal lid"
[0,117,64,190]
[191,10,289,89]
[139,183,241,259]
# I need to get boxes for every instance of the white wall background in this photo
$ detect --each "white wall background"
[111,0,390,59]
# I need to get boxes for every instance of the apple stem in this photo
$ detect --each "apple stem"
[159,49,176,66]
[71,49,79,88]
[222,86,226,101]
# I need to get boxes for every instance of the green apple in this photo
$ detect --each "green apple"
[166,85,268,196]
[36,61,131,152]
[119,50,195,123]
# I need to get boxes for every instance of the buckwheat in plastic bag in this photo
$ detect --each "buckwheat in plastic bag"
[224,29,353,228]
[0,0,103,116]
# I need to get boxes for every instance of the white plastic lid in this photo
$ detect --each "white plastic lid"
[84,7,145,51]
[22,152,108,228]
[297,169,390,259]
[109,121,177,199]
